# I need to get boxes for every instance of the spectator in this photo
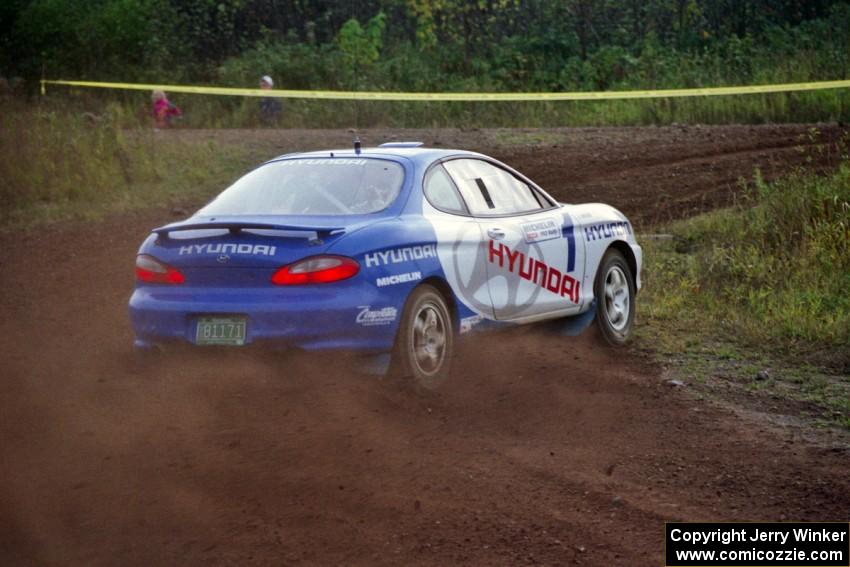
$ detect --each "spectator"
[259,75,281,126]
[151,90,182,128]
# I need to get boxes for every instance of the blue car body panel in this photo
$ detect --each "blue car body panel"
[129,147,641,355]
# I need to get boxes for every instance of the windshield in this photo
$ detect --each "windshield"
[198,158,405,216]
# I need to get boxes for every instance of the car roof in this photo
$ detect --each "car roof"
[270,147,487,167]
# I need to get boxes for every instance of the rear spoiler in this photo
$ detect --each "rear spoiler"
[153,221,346,239]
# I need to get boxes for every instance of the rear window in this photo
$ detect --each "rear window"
[199,158,405,216]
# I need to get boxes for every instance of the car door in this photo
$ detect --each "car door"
[421,163,495,319]
[442,158,583,321]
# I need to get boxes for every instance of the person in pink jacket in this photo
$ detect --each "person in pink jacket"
[151,90,182,128]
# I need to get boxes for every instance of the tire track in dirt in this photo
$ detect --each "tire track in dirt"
[491,124,846,225]
[166,122,847,226]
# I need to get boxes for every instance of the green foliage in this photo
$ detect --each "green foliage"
[643,152,850,368]
[337,12,386,65]
[4,1,850,86]
[335,11,387,88]
[6,0,178,80]
[3,1,850,126]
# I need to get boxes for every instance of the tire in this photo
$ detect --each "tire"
[392,284,454,391]
[594,249,636,346]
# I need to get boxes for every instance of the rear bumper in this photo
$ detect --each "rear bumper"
[128,282,402,352]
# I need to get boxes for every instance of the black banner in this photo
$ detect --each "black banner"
[666,523,850,567]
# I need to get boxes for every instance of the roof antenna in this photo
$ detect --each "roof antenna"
[353,136,361,155]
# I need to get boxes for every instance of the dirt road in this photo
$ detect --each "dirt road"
[2,125,849,566]
[167,123,848,225]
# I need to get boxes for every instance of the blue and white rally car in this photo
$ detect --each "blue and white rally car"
[130,142,641,388]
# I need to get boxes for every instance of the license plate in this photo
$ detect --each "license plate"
[195,317,247,346]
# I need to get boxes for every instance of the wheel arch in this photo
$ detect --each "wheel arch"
[418,276,459,330]
[607,240,638,290]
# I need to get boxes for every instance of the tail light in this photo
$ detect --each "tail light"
[135,254,185,284]
[272,255,359,285]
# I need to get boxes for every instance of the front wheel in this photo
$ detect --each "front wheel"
[392,285,454,391]
[594,249,636,346]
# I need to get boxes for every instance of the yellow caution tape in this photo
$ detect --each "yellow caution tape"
[41,78,850,101]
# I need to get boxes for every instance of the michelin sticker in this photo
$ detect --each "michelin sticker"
[376,271,422,287]
[356,306,397,326]
[521,218,561,244]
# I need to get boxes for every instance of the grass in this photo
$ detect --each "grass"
[643,166,850,356]
[191,89,850,129]
[638,152,850,428]
[42,86,850,130]
[0,102,253,227]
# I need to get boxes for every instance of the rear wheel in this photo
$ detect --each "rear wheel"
[594,249,635,346]
[392,285,454,391]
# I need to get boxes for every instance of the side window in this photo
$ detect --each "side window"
[424,164,468,215]
[443,159,545,216]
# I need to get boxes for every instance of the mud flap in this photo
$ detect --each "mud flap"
[358,352,392,376]
[133,338,162,351]
[553,300,597,336]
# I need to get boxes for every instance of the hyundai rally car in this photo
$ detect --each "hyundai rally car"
[129,142,642,388]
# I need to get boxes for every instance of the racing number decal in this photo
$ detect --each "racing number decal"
[564,221,577,273]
